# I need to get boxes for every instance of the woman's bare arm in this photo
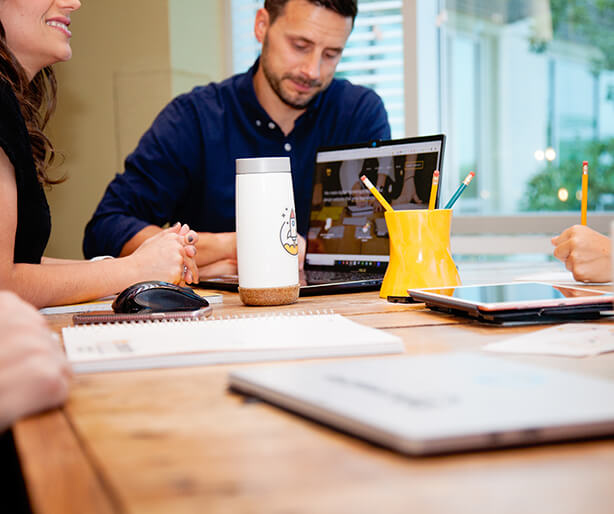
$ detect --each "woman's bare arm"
[0,149,199,307]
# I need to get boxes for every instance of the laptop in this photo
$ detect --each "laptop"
[201,134,446,296]
[230,353,614,455]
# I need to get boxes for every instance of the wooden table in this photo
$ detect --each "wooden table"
[13,290,614,514]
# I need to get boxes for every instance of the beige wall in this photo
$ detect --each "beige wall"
[169,0,229,96]
[45,0,228,259]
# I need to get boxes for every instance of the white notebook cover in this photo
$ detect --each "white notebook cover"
[229,353,614,455]
[62,313,403,373]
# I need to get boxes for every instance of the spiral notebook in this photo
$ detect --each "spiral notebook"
[61,313,404,373]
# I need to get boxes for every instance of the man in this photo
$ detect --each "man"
[83,0,391,278]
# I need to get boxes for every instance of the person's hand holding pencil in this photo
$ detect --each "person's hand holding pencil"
[550,160,609,282]
[551,224,611,283]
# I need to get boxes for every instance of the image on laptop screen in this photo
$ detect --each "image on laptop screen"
[306,135,445,271]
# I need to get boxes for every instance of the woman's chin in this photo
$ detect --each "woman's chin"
[48,47,73,66]
[58,47,73,62]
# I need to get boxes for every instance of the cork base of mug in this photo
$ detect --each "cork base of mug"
[239,284,299,306]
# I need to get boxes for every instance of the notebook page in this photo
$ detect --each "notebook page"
[62,314,403,371]
[483,323,614,357]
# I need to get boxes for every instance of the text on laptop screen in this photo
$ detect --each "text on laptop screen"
[306,139,443,267]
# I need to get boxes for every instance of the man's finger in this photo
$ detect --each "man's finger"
[198,259,238,280]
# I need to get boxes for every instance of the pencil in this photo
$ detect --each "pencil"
[360,175,393,212]
[581,160,588,225]
[444,171,475,209]
[428,170,440,210]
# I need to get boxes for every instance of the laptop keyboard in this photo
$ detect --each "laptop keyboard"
[304,270,383,285]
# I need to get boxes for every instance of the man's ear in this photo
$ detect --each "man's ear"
[254,8,270,44]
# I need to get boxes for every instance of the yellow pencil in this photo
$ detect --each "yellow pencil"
[428,170,440,210]
[360,175,393,212]
[581,160,588,225]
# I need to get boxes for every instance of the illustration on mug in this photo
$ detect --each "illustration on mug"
[280,207,298,256]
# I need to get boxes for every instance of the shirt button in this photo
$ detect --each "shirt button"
[284,143,292,152]
[255,120,262,127]
[268,122,276,129]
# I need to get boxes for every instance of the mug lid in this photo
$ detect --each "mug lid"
[236,157,291,174]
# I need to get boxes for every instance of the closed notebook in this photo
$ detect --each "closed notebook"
[62,313,403,373]
[229,353,614,455]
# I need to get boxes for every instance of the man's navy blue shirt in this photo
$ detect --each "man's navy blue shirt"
[83,59,391,258]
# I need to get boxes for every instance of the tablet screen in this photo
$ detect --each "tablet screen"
[408,282,613,313]
[447,283,609,303]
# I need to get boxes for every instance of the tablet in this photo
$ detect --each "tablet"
[408,282,614,324]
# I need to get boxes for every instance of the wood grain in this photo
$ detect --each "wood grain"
[13,290,614,514]
[13,410,117,514]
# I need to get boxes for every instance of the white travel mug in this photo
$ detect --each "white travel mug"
[236,157,300,305]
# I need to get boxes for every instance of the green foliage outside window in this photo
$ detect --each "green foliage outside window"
[523,1,614,212]
[532,0,614,72]
[521,138,614,211]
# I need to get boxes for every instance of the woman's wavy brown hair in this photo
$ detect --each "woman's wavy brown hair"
[0,19,62,186]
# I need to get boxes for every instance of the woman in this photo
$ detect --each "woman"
[0,0,199,307]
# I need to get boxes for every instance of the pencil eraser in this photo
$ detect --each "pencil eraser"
[433,170,440,177]
[583,161,588,166]
[469,171,475,177]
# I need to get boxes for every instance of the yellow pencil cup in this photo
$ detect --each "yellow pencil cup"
[379,209,461,299]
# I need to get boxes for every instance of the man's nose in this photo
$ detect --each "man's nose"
[300,51,321,82]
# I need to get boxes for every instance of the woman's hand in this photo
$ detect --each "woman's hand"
[177,223,200,283]
[551,225,611,283]
[131,223,199,284]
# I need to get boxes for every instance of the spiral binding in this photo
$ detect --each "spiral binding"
[208,308,335,321]
[69,309,336,328]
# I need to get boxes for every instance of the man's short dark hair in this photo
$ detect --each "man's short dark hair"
[264,0,358,24]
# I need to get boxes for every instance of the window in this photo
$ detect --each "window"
[335,1,405,137]
[437,0,614,216]
[230,0,261,73]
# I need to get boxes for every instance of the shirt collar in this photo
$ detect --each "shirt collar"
[235,59,269,122]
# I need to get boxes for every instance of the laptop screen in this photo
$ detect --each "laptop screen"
[306,135,445,269]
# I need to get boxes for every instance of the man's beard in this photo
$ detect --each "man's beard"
[260,38,325,110]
